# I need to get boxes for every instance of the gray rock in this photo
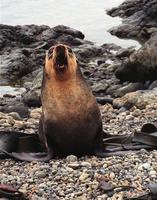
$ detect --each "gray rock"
[115,33,157,82]
[0,98,29,118]
[8,112,21,120]
[108,0,157,43]
[66,155,78,163]
[0,24,87,85]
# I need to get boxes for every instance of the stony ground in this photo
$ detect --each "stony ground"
[0,99,157,200]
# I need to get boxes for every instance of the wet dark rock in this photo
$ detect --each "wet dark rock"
[0,49,36,84]
[0,97,29,118]
[22,70,42,107]
[22,89,41,108]
[113,87,157,110]
[105,81,143,98]
[53,25,85,40]
[108,0,157,43]
[92,81,109,94]
[0,24,89,85]
[108,0,157,83]
[75,44,102,63]
[115,33,157,82]
[105,84,122,97]
[115,82,144,97]
[115,46,135,58]
[96,97,113,105]
[56,35,86,46]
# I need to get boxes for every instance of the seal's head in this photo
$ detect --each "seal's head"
[45,44,77,79]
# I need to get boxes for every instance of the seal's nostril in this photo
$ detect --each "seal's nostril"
[55,45,66,53]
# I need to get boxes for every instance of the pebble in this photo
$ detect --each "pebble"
[66,155,78,162]
[68,163,80,169]
[80,161,91,168]
[109,172,116,179]
[35,171,48,178]
[79,171,89,181]
[149,170,157,176]
[138,163,151,170]
[8,112,21,120]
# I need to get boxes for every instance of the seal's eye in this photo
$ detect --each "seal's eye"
[68,48,73,54]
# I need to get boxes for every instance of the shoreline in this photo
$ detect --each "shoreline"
[1,0,139,48]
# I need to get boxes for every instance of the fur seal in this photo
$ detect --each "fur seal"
[39,44,103,157]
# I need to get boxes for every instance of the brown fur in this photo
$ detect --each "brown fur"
[39,44,103,156]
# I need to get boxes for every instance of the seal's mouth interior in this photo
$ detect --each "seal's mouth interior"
[55,46,68,70]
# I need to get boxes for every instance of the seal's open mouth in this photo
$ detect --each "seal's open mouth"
[55,45,68,71]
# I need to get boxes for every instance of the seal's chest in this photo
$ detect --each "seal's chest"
[43,83,95,121]
[51,91,90,117]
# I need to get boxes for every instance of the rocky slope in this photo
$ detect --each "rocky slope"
[108,0,157,83]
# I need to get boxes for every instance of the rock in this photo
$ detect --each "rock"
[80,162,91,168]
[97,194,108,200]
[138,163,151,170]
[0,24,88,85]
[8,112,21,120]
[0,98,29,118]
[115,47,135,58]
[35,171,48,178]
[115,82,144,97]
[22,70,42,107]
[113,87,157,109]
[53,25,85,40]
[92,82,108,93]
[109,172,116,179]
[79,171,89,181]
[13,120,26,130]
[75,44,102,63]
[22,89,41,107]
[96,97,113,105]
[108,0,157,43]
[132,109,141,117]
[0,49,37,84]
[115,34,157,82]
[66,155,78,163]
[68,163,80,170]
[149,170,157,176]
[107,0,157,83]
[30,108,41,119]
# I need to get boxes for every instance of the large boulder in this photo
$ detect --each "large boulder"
[0,24,89,85]
[115,33,157,82]
[108,0,157,43]
[113,87,157,110]
[107,0,157,82]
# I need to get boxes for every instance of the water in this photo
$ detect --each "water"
[0,0,139,47]
[0,86,26,97]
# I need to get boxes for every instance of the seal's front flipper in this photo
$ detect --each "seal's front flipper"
[0,184,26,199]
[94,149,141,157]
[0,131,52,161]
[96,128,157,157]
[3,151,53,162]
